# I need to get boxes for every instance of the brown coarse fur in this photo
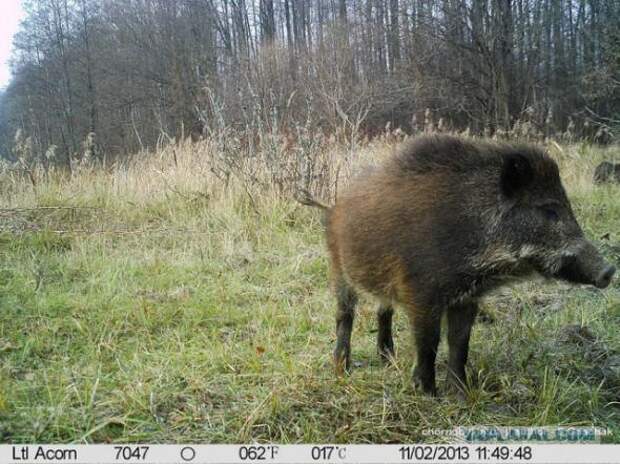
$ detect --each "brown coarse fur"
[326,136,558,305]
[300,134,615,396]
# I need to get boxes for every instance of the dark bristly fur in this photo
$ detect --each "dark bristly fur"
[298,134,615,397]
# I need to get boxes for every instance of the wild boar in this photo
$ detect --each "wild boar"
[298,134,615,396]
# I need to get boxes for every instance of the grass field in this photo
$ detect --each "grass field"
[0,137,619,443]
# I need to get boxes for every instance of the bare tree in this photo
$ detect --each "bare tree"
[2,0,619,163]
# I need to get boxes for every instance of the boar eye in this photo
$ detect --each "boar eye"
[540,206,559,222]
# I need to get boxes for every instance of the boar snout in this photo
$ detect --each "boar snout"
[595,264,616,289]
[556,241,615,289]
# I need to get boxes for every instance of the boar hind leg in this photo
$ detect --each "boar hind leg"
[334,279,358,374]
[446,303,478,392]
[410,309,441,396]
[377,304,395,363]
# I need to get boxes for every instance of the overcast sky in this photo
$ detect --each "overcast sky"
[0,0,25,90]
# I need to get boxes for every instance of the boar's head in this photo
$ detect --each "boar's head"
[497,149,615,289]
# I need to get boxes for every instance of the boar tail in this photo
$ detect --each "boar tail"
[295,189,331,210]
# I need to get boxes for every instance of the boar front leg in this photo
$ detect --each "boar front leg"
[446,302,478,393]
[409,308,441,396]
[377,303,395,363]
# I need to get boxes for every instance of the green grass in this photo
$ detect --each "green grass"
[0,140,619,443]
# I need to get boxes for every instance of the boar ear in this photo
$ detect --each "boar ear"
[501,153,533,197]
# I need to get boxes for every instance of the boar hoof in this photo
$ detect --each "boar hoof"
[377,338,395,365]
[447,373,469,400]
[454,389,468,403]
[413,368,437,396]
[333,349,351,375]
[595,265,616,289]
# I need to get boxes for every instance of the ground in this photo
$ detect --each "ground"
[0,138,618,443]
